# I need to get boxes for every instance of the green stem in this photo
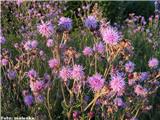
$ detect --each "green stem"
[46,88,52,120]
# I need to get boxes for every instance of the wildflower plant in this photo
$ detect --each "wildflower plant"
[1,1,160,120]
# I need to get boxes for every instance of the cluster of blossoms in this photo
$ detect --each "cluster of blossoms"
[59,66,72,82]
[82,41,105,57]
[22,69,51,106]
[1,1,160,120]
[23,40,38,51]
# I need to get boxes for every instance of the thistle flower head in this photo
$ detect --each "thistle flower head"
[93,41,105,54]
[27,69,38,79]
[24,95,34,106]
[0,58,8,66]
[101,26,121,45]
[59,66,72,81]
[134,85,147,97]
[83,47,93,56]
[0,35,6,45]
[37,21,54,38]
[58,17,72,31]
[88,73,105,92]
[110,74,125,95]
[24,40,38,51]
[71,64,85,81]
[31,40,38,49]
[125,61,135,73]
[48,58,59,69]
[84,16,98,30]
[46,39,54,47]
[30,80,44,92]
[139,72,149,81]
[148,58,159,69]
[7,70,16,80]
[114,97,124,107]
[35,95,44,103]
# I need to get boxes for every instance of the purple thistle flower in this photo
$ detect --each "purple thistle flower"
[71,64,85,81]
[59,66,71,82]
[0,58,8,66]
[30,80,44,93]
[27,69,38,79]
[93,41,105,54]
[37,21,54,38]
[46,39,54,47]
[114,97,124,107]
[148,58,159,69]
[23,40,33,51]
[0,35,6,45]
[125,61,135,73]
[83,47,93,56]
[7,70,16,80]
[58,17,72,31]
[110,74,125,95]
[101,26,121,45]
[16,0,23,6]
[84,16,98,30]
[88,73,105,92]
[24,95,34,106]
[130,117,138,120]
[35,95,44,103]
[31,40,38,49]
[48,58,59,69]
[139,72,149,81]
[134,85,147,97]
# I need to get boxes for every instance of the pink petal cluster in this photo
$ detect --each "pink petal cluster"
[0,58,8,66]
[110,74,125,95]
[59,66,72,81]
[101,26,121,45]
[30,80,44,93]
[37,21,54,38]
[48,58,59,69]
[27,69,38,79]
[24,40,38,51]
[148,58,159,68]
[88,73,105,92]
[83,47,93,56]
[134,85,147,97]
[125,61,135,73]
[71,64,85,81]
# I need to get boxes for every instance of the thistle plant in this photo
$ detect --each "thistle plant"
[1,1,160,120]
